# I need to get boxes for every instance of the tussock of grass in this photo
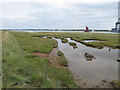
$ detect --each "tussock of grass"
[57,51,68,66]
[62,38,68,43]
[59,56,68,67]
[57,51,64,56]
[69,42,76,46]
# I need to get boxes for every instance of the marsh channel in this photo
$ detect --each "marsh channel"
[44,36,119,88]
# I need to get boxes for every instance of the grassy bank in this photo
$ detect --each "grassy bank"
[30,32,120,49]
[2,31,77,88]
[57,51,68,66]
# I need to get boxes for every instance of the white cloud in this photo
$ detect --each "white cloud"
[0,0,119,29]
[0,0,119,3]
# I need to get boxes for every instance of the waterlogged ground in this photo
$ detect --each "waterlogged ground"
[31,32,120,49]
[41,35,119,88]
[53,37,119,88]
[2,31,119,88]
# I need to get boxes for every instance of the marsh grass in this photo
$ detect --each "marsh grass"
[2,31,78,88]
[47,36,52,39]
[11,32,57,54]
[69,42,77,47]
[57,51,64,56]
[60,37,64,40]
[30,32,119,49]
[57,51,68,66]
[62,38,68,43]
[112,80,120,88]
[3,31,119,88]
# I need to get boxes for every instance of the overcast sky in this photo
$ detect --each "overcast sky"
[0,0,119,30]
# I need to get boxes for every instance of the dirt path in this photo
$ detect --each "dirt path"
[33,47,66,68]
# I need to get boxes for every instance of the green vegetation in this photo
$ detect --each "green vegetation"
[2,31,77,88]
[57,51,68,66]
[2,31,119,88]
[60,37,64,40]
[69,42,77,47]
[81,41,104,49]
[57,51,64,56]
[61,38,68,43]
[30,32,120,49]
[112,80,120,88]
[11,32,57,54]
[47,36,52,39]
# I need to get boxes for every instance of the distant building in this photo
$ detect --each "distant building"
[84,26,90,32]
[112,1,120,32]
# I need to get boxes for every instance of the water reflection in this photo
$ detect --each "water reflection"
[54,37,119,86]
[43,36,47,38]
[42,36,119,86]
[83,40,102,42]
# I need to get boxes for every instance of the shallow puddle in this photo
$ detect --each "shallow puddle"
[83,40,103,42]
[43,36,48,38]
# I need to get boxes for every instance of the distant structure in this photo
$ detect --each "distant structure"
[84,26,90,32]
[112,1,120,32]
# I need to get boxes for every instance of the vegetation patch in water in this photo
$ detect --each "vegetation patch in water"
[84,53,96,61]
[73,46,78,49]
[69,42,76,47]
[62,38,68,43]
[57,51,64,56]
